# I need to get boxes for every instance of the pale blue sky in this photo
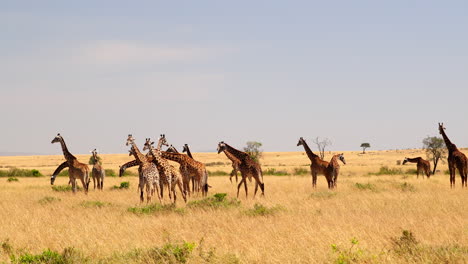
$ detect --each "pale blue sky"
[1,1,467,155]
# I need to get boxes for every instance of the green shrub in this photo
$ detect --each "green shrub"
[7,177,19,182]
[244,203,284,216]
[38,196,61,205]
[57,170,69,176]
[112,181,130,190]
[293,167,309,175]
[10,247,87,264]
[128,203,185,215]
[88,156,101,165]
[331,237,372,264]
[263,168,289,176]
[354,182,376,191]
[0,168,42,177]
[207,170,229,176]
[104,169,116,177]
[51,185,82,192]
[187,193,240,210]
[1,239,13,255]
[368,166,403,175]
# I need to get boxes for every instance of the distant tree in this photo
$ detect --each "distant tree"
[422,136,447,174]
[360,143,371,154]
[244,141,263,162]
[89,155,102,165]
[312,137,332,159]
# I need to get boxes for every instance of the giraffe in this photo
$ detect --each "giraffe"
[217,141,264,198]
[159,143,209,196]
[143,138,187,202]
[326,153,346,189]
[126,134,161,203]
[181,143,214,193]
[166,145,179,153]
[402,157,431,179]
[51,133,90,194]
[297,137,329,189]
[90,149,105,190]
[438,123,468,188]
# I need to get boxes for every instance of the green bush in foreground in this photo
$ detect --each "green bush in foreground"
[128,203,185,215]
[187,193,240,209]
[112,181,130,190]
[244,203,284,216]
[354,182,376,191]
[38,196,61,205]
[52,185,82,192]
[7,177,19,182]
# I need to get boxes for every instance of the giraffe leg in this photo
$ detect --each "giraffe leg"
[243,177,248,198]
[177,179,187,202]
[237,178,246,198]
[80,177,88,195]
[71,178,77,194]
[254,181,259,198]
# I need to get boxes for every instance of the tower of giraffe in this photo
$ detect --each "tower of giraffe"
[217,141,264,198]
[90,149,105,190]
[143,138,187,202]
[403,157,431,179]
[326,153,346,189]
[438,123,467,188]
[120,135,171,199]
[126,134,161,203]
[297,137,329,189]
[51,133,90,194]
[160,143,209,197]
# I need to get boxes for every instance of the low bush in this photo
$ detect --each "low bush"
[0,168,42,177]
[112,181,130,190]
[244,203,283,216]
[405,168,418,175]
[187,193,240,210]
[263,168,289,176]
[7,177,19,182]
[104,169,116,177]
[10,247,88,264]
[51,185,82,192]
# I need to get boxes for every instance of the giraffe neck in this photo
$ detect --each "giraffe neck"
[301,140,319,161]
[224,149,240,163]
[130,142,148,165]
[440,128,458,152]
[148,146,167,165]
[58,138,76,162]
[161,151,187,163]
[223,143,248,161]
[406,157,421,163]
[185,146,193,159]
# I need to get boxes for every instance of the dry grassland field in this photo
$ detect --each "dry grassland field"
[0,149,467,263]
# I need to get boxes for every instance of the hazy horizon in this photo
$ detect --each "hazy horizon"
[1,1,467,156]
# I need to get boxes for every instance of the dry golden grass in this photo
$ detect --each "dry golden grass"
[0,149,467,263]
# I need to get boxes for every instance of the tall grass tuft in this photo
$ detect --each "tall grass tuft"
[263,168,289,176]
[368,166,403,175]
[128,203,185,215]
[244,203,284,216]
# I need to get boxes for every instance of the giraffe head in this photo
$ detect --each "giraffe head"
[157,134,169,149]
[143,138,155,151]
[51,133,63,144]
[126,134,135,146]
[402,157,408,165]
[296,137,306,147]
[338,153,346,165]
[91,149,100,164]
[438,123,445,135]
[182,144,189,153]
[217,141,226,154]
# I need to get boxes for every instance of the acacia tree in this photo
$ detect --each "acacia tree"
[244,141,263,162]
[360,143,370,154]
[312,137,332,159]
[422,136,447,174]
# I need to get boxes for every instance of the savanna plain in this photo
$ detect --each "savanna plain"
[0,149,467,263]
